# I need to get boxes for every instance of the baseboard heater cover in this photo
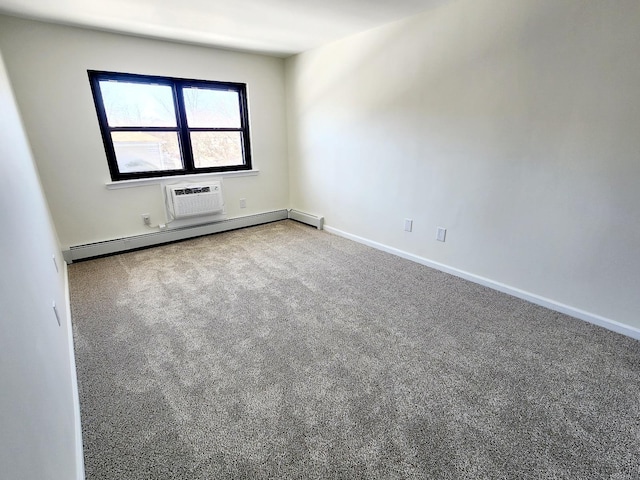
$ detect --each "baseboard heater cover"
[63,210,288,263]
[288,209,324,229]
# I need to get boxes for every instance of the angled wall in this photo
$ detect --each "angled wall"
[0,50,81,479]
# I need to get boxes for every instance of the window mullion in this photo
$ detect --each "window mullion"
[173,81,195,173]
[108,126,179,132]
[187,127,244,133]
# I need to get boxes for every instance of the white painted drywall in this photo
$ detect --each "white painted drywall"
[286,0,640,330]
[0,50,81,479]
[0,15,289,248]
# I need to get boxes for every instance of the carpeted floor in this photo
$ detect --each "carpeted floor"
[69,220,640,479]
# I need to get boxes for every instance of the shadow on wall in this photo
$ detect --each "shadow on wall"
[285,0,640,327]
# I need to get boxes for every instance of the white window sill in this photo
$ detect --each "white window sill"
[105,169,260,190]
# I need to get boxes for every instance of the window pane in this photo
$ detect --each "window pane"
[112,132,182,173]
[100,81,177,127]
[191,132,244,168]
[183,88,241,128]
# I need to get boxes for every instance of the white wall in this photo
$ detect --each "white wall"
[0,15,289,248]
[286,0,640,331]
[0,50,81,479]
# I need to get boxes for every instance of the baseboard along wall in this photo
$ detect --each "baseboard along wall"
[63,210,289,263]
[323,225,640,341]
[63,263,85,480]
[288,209,324,229]
[61,209,638,341]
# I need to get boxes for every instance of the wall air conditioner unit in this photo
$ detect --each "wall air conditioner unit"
[166,182,224,219]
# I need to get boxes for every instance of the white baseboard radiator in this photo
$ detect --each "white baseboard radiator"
[288,209,324,229]
[62,200,325,262]
[63,210,289,263]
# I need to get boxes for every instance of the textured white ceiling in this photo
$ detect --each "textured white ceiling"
[0,0,442,56]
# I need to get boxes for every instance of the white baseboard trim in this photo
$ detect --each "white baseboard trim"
[63,263,85,480]
[288,209,324,229]
[324,225,640,341]
[63,209,288,263]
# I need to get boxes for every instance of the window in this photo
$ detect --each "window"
[88,71,252,181]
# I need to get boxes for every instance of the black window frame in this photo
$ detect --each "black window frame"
[88,70,252,181]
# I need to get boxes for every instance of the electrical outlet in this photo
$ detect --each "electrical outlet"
[436,227,447,242]
[404,218,413,232]
[141,213,151,225]
[239,198,247,209]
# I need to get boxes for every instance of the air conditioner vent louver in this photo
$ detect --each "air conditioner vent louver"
[174,186,210,196]
[166,182,223,219]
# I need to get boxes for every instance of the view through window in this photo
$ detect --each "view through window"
[88,71,252,181]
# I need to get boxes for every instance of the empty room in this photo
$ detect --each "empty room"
[1,0,639,478]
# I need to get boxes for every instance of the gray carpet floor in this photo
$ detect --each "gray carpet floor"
[69,220,640,479]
